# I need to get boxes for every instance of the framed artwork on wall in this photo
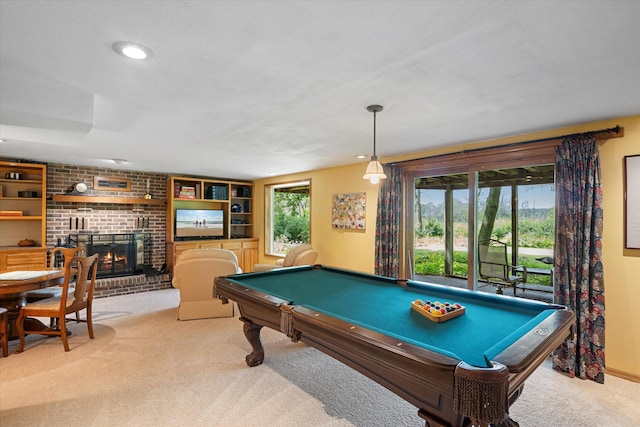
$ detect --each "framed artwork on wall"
[93,176,132,191]
[332,192,366,230]
[625,154,640,249]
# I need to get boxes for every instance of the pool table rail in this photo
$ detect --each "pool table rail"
[491,307,574,372]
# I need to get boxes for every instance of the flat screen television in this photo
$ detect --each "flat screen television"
[175,209,224,239]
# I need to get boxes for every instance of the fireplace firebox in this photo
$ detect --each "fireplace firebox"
[69,233,150,278]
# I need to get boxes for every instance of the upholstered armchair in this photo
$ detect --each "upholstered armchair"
[253,244,318,272]
[172,249,241,320]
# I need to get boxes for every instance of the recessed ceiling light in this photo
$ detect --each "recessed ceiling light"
[112,41,153,60]
[0,139,5,143]
[355,154,367,159]
[112,158,127,165]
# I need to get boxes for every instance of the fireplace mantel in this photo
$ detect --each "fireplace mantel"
[50,194,165,205]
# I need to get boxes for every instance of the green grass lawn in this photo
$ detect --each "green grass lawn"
[414,249,552,286]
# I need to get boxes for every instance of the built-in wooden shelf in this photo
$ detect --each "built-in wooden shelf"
[0,178,42,184]
[50,194,166,205]
[0,161,47,251]
[0,216,44,220]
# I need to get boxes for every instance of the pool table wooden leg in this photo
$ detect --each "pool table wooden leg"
[241,317,265,367]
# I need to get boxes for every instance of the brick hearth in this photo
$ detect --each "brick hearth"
[93,273,172,298]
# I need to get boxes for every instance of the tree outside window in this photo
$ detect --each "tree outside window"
[266,181,310,255]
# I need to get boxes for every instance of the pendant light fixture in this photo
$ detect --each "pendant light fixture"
[363,104,387,184]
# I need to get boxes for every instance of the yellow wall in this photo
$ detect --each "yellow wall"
[253,115,640,379]
[599,116,640,380]
[254,163,379,273]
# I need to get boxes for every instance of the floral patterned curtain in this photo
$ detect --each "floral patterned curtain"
[374,163,402,277]
[553,133,605,383]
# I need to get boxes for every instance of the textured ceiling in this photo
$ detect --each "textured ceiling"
[1,1,639,180]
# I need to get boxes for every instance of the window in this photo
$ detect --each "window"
[402,140,557,291]
[265,180,311,255]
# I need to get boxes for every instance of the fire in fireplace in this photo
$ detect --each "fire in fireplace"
[69,233,150,278]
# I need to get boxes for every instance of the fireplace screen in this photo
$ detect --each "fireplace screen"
[69,233,149,278]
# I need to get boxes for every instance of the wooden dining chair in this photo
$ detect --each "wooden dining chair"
[16,253,99,352]
[27,247,81,328]
[0,307,8,357]
[26,247,80,302]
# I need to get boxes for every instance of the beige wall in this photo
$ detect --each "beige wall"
[253,115,640,379]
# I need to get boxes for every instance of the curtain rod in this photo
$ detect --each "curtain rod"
[490,124,623,147]
[393,125,623,165]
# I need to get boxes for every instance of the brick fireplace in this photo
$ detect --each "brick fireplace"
[46,163,172,298]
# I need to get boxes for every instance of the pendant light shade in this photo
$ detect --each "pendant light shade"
[363,105,387,184]
[363,156,386,184]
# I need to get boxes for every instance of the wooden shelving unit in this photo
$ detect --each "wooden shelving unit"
[0,160,48,270]
[166,175,257,273]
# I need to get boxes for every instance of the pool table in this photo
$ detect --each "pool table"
[214,265,574,427]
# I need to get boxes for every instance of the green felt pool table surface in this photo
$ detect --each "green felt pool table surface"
[223,265,560,368]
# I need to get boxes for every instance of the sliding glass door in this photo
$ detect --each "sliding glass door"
[413,173,469,284]
[476,166,555,294]
[402,141,557,296]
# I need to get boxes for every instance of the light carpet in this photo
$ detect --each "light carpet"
[1,289,638,427]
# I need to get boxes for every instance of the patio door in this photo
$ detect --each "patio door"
[402,140,557,293]
[475,166,555,294]
[413,173,470,282]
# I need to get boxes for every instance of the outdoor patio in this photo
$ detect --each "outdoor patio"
[414,274,554,303]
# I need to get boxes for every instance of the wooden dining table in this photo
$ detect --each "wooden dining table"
[0,269,65,339]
